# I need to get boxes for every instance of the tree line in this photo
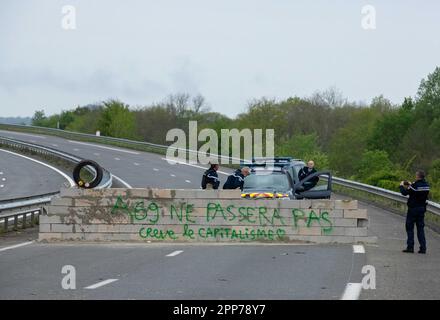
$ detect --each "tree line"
[32,67,440,201]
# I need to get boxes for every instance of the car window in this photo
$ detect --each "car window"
[243,173,290,192]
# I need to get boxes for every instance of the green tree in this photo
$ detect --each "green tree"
[98,100,136,139]
[31,110,47,126]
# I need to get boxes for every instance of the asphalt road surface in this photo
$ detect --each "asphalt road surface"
[0,148,70,201]
[0,129,439,300]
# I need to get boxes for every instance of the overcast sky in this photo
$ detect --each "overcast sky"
[1,0,439,117]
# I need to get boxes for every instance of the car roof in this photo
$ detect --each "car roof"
[241,157,305,169]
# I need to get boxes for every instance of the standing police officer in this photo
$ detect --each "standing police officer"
[399,170,430,254]
[201,164,220,190]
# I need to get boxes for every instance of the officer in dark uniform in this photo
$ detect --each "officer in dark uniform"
[399,170,430,254]
[223,167,250,190]
[201,164,220,190]
[298,160,319,190]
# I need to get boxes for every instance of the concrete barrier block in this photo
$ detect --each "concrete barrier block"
[39,223,51,233]
[39,232,62,241]
[217,190,242,199]
[325,226,346,236]
[51,224,74,233]
[74,198,113,207]
[51,197,74,206]
[298,227,322,236]
[299,200,312,209]
[61,233,86,241]
[344,209,368,219]
[46,205,72,215]
[39,214,62,224]
[310,200,334,209]
[335,200,358,210]
[325,209,344,218]
[332,218,358,227]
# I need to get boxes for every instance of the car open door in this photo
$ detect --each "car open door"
[294,171,332,199]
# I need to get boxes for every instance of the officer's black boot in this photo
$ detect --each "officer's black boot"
[402,248,414,253]
[418,248,426,254]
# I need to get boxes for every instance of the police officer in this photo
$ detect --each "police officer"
[399,170,430,254]
[201,164,220,190]
[223,167,250,190]
[298,160,319,190]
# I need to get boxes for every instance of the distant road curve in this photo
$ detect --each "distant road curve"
[0,148,73,201]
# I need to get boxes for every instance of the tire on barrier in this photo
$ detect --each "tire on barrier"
[73,160,103,189]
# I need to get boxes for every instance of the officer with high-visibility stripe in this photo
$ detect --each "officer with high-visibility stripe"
[399,170,430,254]
[201,163,220,190]
[223,167,250,190]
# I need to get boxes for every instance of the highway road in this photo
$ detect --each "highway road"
[0,129,439,300]
[0,148,72,201]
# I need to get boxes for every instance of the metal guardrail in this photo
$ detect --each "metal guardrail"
[332,177,440,216]
[1,123,439,217]
[0,136,113,231]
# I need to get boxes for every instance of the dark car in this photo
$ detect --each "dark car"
[240,157,332,199]
[241,167,294,199]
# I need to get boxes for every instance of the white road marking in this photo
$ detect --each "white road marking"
[170,174,176,177]
[0,185,4,188]
[153,168,159,171]
[52,144,58,147]
[166,250,183,257]
[111,174,132,188]
[68,140,140,155]
[114,157,120,161]
[353,245,365,254]
[0,171,3,174]
[73,148,79,151]
[0,241,34,252]
[85,279,118,289]
[133,162,139,166]
[185,180,191,183]
[93,153,100,156]
[341,283,363,300]
[0,149,75,187]
[1,177,5,181]
[161,158,229,175]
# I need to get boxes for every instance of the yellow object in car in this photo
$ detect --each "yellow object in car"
[241,192,289,199]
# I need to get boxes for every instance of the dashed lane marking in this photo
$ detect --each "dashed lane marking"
[114,157,120,161]
[0,241,34,252]
[153,168,159,171]
[166,250,184,257]
[170,174,176,177]
[341,283,363,300]
[68,140,140,155]
[161,158,229,175]
[353,245,365,254]
[185,180,191,183]
[85,279,118,289]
